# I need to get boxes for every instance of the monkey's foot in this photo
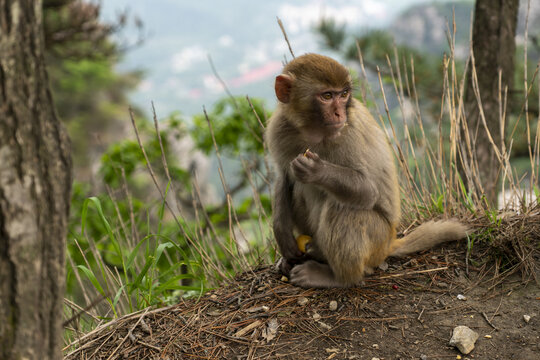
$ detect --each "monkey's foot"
[274,257,291,276]
[290,260,347,288]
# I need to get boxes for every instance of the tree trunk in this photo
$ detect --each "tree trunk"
[0,1,72,359]
[464,0,519,204]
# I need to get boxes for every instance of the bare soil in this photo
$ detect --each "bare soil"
[64,241,540,360]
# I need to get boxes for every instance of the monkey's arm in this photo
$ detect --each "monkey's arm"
[290,151,379,209]
[273,172,303,260]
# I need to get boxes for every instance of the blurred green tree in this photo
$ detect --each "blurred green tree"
[43,0,144,182]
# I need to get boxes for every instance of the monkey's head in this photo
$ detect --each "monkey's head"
[275,53,352,142]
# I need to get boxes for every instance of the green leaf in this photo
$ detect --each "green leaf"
[113,285,127,308]
[130,256,154,291]
[153,274,198,293]
[126,235,153,272]
[153,242,174,267]
[77,265,105,296]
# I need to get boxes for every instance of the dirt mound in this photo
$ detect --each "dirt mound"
[64,214,540,359]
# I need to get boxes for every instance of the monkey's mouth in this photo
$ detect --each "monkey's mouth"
[324,121,346,130]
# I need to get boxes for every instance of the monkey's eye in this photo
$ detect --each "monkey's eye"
[340,89,349,98]
[321,92,333,100]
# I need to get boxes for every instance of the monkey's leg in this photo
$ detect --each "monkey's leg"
[290,206,393,288]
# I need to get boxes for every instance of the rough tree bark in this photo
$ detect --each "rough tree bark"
[464,0,519,204]
[0,1,72,359]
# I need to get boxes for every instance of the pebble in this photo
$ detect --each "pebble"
[318,321,332,330]
[523,315,531,323]
[449,326,479,354]
[329,300,338,311]
[246,306,269,313]
[297,297,309,306]
[372,344,379,349]
[371,358,381,360]
[378,261,389,271]
[457,294,467,301]
[420,355,428,360]
[312,312,321,321]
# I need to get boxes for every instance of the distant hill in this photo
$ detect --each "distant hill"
[390,1,540,58]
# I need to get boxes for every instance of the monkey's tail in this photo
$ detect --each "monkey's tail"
[389,220,469,257]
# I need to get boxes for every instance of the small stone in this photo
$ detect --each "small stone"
[372,344,379,349]
[457,294,467,301]
[246,305,270,313]
[371,358,381,360]
[329,300,338,311]
[318,321,332,330]
[378,261,389,271]
[437,282,448,288]
[297,297,309,306]
[312,312,321,321]
[210,294,217,300]
[449,326,479,354]
[420,355,428,360]
[523,315,531,323]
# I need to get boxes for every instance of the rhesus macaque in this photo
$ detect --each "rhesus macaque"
[266,53,468,288]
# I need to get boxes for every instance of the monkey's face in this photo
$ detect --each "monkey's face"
[293,85,351,143]
[315,87,351,132]
[274,55,353,143]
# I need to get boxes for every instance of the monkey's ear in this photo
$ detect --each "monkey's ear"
[275,74,293,103]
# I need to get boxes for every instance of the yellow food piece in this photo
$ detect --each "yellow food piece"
[296,235,312,253]
[303,148,310,157]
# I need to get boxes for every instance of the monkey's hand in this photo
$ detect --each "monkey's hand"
[291,150,380,209]
[290,150,324,184]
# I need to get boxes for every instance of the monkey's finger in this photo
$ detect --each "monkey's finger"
[293,155,316,168]
[290,162,310,178]
[304,150,320,161]
[291,158,308,171]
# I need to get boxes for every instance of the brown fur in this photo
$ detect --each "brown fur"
[266,54,468,288]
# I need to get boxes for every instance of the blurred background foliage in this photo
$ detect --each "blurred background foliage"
[44,0,143,182]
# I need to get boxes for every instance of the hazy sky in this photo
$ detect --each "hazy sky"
[100,0,445,115]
